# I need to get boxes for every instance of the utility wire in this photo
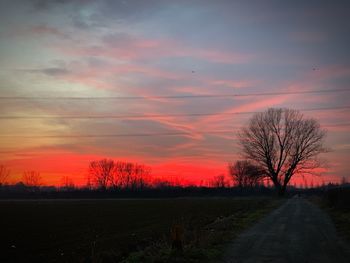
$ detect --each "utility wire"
[0,106,349,120]
[0,123,349,139]
[0,88,349,100]
[0,131,230,138]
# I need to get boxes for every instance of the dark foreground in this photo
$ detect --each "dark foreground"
[223,196,350,263]
[0,197,278,263]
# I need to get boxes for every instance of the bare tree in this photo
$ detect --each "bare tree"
[238,108,326,196]
[0,165,10,186]
[114,161,133,188]
[341,176,348,185]
[22,171,42,187]
[114,161,150,189]
[131,163,150,189]
[89,159,151,190]
[61,176,75,189]
[89,159,115,190]
[228,160,264,189]
[210,174,228,188]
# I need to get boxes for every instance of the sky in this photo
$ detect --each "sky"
[0,0,349,186]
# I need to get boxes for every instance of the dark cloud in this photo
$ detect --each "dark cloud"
[27,0,166,30]
[41,67,70,76]
[18,67,70,76]
[30,0,90,10]
[96,0,165,21]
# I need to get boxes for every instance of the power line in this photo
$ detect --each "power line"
[0,88,349,100]
[321,123,350,127]
[0,123,348,139]
[0,131,236,138]
[0,106,349,120]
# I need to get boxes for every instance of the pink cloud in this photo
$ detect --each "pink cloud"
[210,80,257,89]
[183,48,254,64]
[193,94,291,131]
[57,34,254,64]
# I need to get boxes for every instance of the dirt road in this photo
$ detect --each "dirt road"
[223,196,350,263]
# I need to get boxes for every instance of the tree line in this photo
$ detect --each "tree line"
[0,167,44,188]
[87,159,151,190]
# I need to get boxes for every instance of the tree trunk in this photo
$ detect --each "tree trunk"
[271,179,286,197]
[278,183,288,196]
[278,186,286,196]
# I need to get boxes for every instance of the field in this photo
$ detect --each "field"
[0,198,280,263]
[310,187,350,243]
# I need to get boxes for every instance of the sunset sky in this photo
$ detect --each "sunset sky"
[0,0,349,186]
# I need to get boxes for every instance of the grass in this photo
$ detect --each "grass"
[330,209,350,243]
[0,197,281,262]
[309,191,350,244]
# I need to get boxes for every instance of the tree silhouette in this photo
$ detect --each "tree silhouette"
[238,108,326,196]
[0,165,10,186]
[89,159,114,190]
[228,160,263,189]
[22,171,42,187]
[88,159,151,190]
[60,176,74,189]
[210,174,228,188]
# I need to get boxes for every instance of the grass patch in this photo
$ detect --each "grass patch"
[310,193,350,243]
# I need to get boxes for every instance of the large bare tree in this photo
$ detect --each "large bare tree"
[238,108,326,195]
